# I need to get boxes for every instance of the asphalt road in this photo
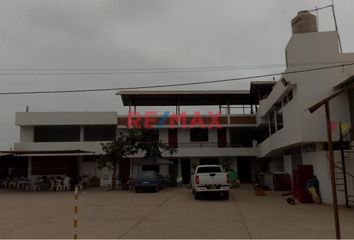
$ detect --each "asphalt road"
[1,186,354,239]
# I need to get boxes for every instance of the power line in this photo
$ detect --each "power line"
[0,62,352,96]
[0,64,285,72]
[0,61,352,76]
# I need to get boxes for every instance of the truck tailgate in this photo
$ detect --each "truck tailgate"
[197,173,227,185]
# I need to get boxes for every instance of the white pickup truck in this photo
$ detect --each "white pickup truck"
[191,165,230,200]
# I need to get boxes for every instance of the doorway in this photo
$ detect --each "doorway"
[181,159,191,184]
[237,157,252,183]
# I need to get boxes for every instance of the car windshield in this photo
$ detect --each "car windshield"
[139,171,155,177]
[196,166,222,173]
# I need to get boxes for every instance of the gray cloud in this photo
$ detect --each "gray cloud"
[0,0,353,149]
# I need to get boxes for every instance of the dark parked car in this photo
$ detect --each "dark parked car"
[134,171,161,192]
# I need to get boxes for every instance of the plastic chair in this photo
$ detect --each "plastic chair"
[176,176,183,188]
[63,176,71,191]
[49,178,56,192]
[1,179,8,188]
[30,178,40,191]
[9,179,17,189]
[55,178,63,192]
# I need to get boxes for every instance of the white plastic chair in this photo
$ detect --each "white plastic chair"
[30,178,40,191]
[49,178,56,192]
[176,176,183,188]
[63,176,71,191]
[55,178,63,192]
[9,180,17,189]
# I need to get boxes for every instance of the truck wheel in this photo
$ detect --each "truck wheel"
[224,192,230,200]
[221,191,229,200]
[194,192,200,200]
[135,188,140,193]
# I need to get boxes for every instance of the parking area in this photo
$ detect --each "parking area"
[1,185,354,239]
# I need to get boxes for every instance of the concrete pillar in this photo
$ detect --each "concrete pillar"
[226,128,230,147]
[233,158,238,172]
[227,101,231,125]
[274,109,278,132]
[27,157,32,178]
[80,126,84,142]
[178,159,182,177]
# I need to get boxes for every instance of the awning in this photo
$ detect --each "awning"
[0,150,95,157]
[117,90,255,106]
[309,75,354,113]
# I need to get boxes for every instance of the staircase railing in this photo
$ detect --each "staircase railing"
[342,126,354,142]
[334,163,354,207]
[338,124,354,208]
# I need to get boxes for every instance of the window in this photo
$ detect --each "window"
[190,128,208,142]
[288,90,293,101]
[141,165,159,172]
[229,127,255,147]
[141,130,159,143]
[84,125,116,141]
[34,126,80,142]
[275,104,283,131]
[283,95,288,106]
[196,166,222,173]
[269,111,276,135]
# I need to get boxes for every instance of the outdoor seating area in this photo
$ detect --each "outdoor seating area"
[0,175,72,192]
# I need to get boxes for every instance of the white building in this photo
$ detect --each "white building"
[12,87,273,186]
[256,11,354,205]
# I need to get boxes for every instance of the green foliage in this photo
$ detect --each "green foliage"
[98,131,139,171]
[99,128,176,190]
[220,157,233,171]
[130,128,176,159]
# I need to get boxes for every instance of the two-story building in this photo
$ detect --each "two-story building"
[10,85,274,186]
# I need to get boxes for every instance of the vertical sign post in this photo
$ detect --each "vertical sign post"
[73,185,79,239]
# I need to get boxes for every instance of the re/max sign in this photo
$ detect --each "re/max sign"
[128,111,222,129]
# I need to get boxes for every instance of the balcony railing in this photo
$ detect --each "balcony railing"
[167,142,254,149]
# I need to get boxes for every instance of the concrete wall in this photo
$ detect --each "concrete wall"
[16,112,117,126]
[302,151,333,204]
[301,150,351,205]
[19,126,34,142]
[14,141,107,154]
[117,127,258,158]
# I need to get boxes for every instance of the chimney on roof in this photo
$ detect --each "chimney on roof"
[291,10,318,34]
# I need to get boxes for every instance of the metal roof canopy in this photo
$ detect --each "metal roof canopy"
[0,149,95,156]
[309,75,354,113]
[117,82,275,106]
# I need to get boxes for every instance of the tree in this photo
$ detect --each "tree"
[99,128,176,190]
[98,131,139,190]
[133,128,176,160]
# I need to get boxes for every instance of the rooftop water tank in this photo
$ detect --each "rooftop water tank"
[291,10,318,34]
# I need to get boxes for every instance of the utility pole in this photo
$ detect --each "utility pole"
[325,103,341,239]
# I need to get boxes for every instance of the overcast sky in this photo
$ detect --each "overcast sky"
[0,0,353,149]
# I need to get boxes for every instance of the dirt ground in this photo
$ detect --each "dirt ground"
[1,185,354,239]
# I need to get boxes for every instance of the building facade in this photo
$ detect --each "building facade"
[4,10,354,205]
